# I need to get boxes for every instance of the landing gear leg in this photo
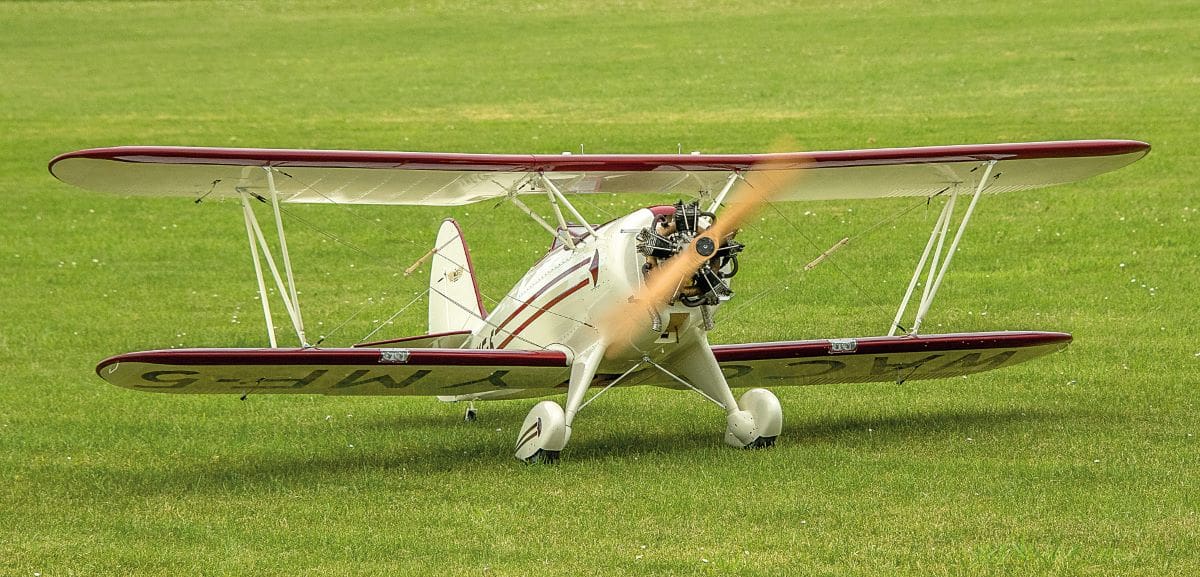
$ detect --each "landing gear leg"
[514,345,604,463]
[673,330,783,449]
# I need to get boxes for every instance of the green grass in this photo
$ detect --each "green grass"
[2,1,1198,575]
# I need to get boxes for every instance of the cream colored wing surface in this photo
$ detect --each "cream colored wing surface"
[96,348,570,396]
[50,140,1148,205]
[49,148,530,206]
[755,149,1148,201]
[711,332,1071,387]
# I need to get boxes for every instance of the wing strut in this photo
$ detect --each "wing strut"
[240,191,278,348]
[542,176,575,249]
[890,160,996,336]
[507,193,574,247]
[236,168,309,347]
[705,172,740,213]
[501,173,602,250]
[266,168,305,341]
[540,173,598,238]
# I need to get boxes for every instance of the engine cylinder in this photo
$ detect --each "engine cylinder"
[634,200,744,307]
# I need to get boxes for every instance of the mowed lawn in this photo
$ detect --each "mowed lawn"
[1,1,1197,575]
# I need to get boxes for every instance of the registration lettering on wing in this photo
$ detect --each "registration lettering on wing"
[828,339,858,354]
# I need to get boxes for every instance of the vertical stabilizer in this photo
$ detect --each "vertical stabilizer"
[429,219,487,333]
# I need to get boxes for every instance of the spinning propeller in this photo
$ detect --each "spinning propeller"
[603,145,806,353]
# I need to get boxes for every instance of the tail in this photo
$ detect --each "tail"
[428,218,487,333]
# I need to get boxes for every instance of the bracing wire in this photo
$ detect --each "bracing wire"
[234,174,598,347]
[718,191,953,327]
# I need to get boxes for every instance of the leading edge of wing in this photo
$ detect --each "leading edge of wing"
[50,140,1148,175]
[96,347,569,396]
[713,331,1072,387]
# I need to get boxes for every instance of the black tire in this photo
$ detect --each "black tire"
[746,436,777,449]
[525,449,560,464]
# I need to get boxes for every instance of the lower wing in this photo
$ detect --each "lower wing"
[96,331,1069,396]
[712,331,1070,387]
[96,348,569,396]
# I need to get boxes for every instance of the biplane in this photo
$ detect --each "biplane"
[50,139,1149,462]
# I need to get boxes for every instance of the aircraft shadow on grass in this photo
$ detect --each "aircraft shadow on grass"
[563,406,1062,459]
[100,406,1062,496]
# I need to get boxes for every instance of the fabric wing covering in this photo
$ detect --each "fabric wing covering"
[95,332,1069,396]
[50,140,1148,206]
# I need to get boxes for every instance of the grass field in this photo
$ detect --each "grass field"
[2,1,1198,575]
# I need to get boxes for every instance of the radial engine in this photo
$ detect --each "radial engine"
[634,200,745,307]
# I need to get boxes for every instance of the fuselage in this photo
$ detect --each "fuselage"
[465,206,717,371]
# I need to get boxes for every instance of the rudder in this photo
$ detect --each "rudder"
[429,219,487,333]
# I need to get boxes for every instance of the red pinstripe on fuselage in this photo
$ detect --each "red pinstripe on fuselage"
[463,206,709,367]
[489,251,598,349]
[491,256,594,342]
[465,206,652,358]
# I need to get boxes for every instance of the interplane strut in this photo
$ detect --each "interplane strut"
[890,160,997,335]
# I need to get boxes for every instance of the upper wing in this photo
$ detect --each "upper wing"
[710,331,1071,387]
[50,140,1148,206]
[97,347,569,396]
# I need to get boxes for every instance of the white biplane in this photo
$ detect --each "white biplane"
[50,139,1149,462]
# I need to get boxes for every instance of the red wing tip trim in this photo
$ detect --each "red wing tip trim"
[95,347,569,374]
[51,140,1149,175]
[712,331,1071,363]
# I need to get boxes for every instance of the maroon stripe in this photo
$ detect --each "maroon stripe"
[494,258,592,333]
[443,218,487,318]
[352,330,471,348]
[515,420,541,451]
[95,347,569,374]
[498,278,591,349]
[50,140,1150,175]
[711,331,1071,363]
[588,250,600,286]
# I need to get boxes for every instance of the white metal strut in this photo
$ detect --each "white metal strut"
[891,160,997,335]
[237,176,309,348]
[706,172,740,213]
[503,173,603,250]
[265,168,306,344]
[240,191,277,348]
[540,174,598,238]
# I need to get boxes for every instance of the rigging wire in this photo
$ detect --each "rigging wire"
[235,174,597,347]
[356,288,431,344]
[718,192,950,327]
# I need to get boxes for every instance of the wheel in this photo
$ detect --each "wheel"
[746,436,777,449]
[464,407,478,422]
[513,400,569,462]
[724,389,783,448]
[524,449,560,465]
